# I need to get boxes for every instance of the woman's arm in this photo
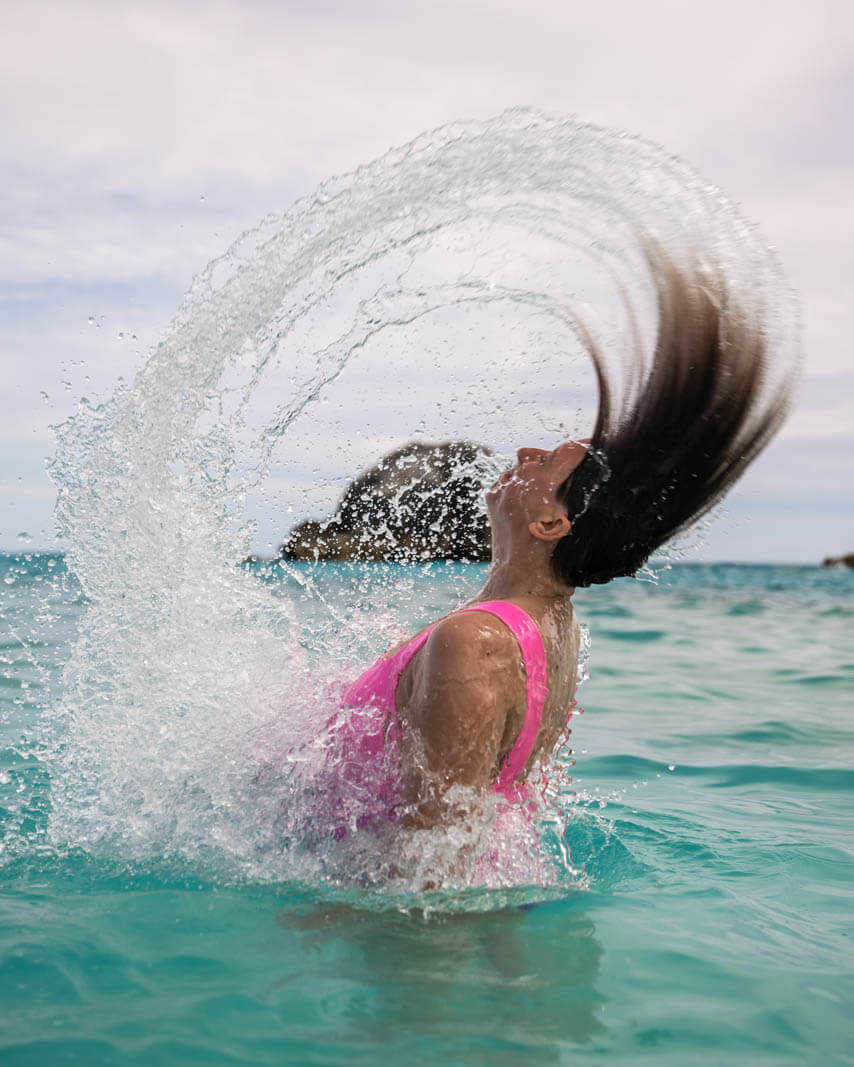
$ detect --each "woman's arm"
[396,611,526,828]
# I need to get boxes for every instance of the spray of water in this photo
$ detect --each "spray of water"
[44,109,797,898]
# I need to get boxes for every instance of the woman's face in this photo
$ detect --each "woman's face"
[485,441,588,528]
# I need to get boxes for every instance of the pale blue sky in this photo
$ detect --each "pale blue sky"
[2,0,852,561]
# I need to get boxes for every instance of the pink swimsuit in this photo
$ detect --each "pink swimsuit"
[339,600,550,802]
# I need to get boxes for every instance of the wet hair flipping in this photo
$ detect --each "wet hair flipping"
[552,243,796,587]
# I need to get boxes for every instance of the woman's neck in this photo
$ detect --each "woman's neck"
[477,556,574,603]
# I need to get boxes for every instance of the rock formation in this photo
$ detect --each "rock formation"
[280,441,494,562]
[822,553,854,568]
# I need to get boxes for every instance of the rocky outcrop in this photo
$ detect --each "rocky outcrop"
[279,440,493,562]
[822,553,854,568]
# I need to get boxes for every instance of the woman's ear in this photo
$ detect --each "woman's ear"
[528,514,571,543]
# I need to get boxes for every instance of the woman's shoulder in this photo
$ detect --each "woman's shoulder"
[429,608,519,651]
[420,609,522,676]
[399,610,526,730]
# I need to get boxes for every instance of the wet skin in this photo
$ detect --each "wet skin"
[395,441,589,827]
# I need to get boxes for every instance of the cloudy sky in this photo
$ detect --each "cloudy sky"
[2,0,851,561]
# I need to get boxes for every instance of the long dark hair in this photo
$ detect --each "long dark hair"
[552,243,796,587]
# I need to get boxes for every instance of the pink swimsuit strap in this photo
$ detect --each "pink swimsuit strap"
[455,601,549,792]
[342,600,549,794]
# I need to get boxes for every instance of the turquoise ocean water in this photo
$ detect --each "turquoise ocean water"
[1,553,851,1064]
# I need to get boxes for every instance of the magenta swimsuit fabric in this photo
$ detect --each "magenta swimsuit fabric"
[338,600,550,804]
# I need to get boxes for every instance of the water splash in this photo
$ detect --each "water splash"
[44,109,798,896]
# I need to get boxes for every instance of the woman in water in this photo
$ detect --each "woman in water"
[333,244,794,842]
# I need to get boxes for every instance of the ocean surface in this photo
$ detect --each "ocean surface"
[1,554,851,1065]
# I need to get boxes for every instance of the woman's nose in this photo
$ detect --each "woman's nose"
[516,447,543,464]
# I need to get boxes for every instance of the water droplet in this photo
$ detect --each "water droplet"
[667,764,675,772]
[87,315,95,325]
[16,532,31,544]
